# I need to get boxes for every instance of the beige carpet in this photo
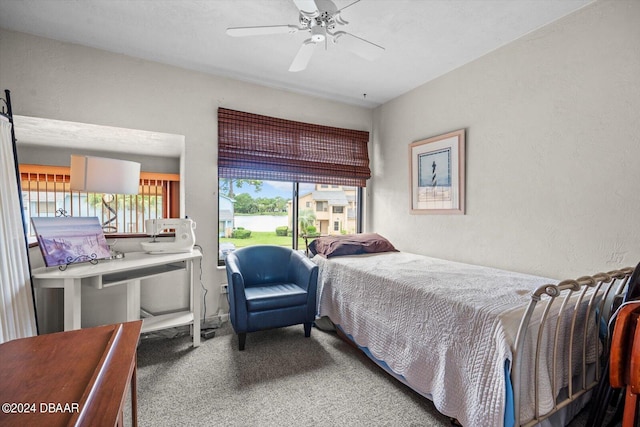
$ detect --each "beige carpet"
[131,323,591,426]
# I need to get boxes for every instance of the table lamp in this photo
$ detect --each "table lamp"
[70,155,141,232]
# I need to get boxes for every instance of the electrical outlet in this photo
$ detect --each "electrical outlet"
[220,284,228,294]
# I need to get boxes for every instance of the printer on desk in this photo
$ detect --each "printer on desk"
[140,218,196,254]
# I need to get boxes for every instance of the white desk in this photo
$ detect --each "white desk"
[31,250,202,347]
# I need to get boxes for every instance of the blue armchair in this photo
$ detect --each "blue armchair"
[225,245,319,350]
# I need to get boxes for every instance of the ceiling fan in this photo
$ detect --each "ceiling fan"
[226,0,384,72]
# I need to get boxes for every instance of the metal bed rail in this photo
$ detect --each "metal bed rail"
[512,267,634,427]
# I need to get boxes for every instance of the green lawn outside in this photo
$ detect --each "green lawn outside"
[220,231,307,249]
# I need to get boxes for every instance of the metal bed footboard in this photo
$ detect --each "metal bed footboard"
[511,267,634,427]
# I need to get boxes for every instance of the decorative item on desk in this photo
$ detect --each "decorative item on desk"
[69,154,141,233]
[31,216,112,269]
[141,218,196,254]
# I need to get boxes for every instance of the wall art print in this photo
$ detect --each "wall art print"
[409,129,465,214]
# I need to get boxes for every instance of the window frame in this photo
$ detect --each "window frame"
[218,181,364,265]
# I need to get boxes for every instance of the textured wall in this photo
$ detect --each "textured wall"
[371,0,640,278]
[0,28,372,322]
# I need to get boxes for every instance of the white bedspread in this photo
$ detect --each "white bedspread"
[314,252,584,427]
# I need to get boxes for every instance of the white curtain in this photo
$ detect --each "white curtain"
[0,115,37,343]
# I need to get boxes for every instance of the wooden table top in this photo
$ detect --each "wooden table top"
[0,321,142,427]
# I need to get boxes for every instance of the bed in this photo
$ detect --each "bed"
[309,234,634,427]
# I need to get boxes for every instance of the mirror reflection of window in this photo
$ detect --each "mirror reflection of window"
[13,116,185,242]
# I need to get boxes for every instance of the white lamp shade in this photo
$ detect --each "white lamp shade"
[70,155,141,194]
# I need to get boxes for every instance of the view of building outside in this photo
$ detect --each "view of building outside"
[218,179,359,261]
[290,184,358,236]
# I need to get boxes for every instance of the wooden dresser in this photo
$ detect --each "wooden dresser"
[0,320,142,426]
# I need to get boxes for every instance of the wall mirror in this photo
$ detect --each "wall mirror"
[12,115,186,240]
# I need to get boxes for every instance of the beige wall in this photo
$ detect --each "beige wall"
[371,0,640,278]
[0,28,372,324]
[2,0,639,322]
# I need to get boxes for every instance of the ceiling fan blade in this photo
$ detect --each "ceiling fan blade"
[336,0,361,14]
[332,31,384,61]
[292,0,319,17]
[289,40,317,72]
[226,25,300,37]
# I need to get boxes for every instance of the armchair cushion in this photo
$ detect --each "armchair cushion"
[244,283,308,311]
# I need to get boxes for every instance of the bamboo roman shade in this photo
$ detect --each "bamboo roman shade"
[218,108,371,187]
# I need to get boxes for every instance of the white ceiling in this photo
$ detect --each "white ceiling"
[0,0,593,108]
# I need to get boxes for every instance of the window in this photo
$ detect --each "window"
[20,164,180,241]
[217,108,370,263]
[218,180,361,262]
[332,206,344,214]
[219,179,295,256]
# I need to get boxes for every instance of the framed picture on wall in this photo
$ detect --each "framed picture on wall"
[409,129,466,214]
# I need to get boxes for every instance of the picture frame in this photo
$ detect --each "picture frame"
[409,129,466,214]
[31,216,112,268]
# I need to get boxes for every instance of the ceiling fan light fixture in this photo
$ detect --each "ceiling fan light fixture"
[310,25,325,42]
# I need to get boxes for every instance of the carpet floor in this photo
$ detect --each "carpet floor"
[131,323,592,426]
